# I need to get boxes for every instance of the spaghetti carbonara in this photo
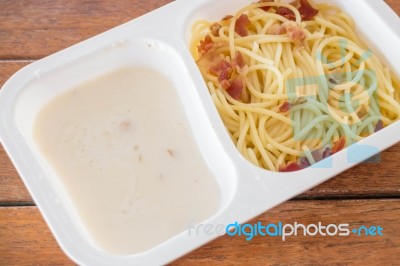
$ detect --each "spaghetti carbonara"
[190,0,400,172]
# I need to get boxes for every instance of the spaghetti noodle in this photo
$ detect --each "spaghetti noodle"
[190,0,400,172]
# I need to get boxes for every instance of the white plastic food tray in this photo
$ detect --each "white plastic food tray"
[0,0,399,265]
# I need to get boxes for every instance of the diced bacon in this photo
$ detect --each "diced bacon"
[211,23,222,37]
[311,149,323,163]
[297,146,332,169]
[209,60,232,75]
[328,78,338,84]
[276,7,296,21]
[258,0,274,12]
[298,157,311,169]
[267,24,286,35]
[279,102,292,112]
[294,97,307,105]
[218,69,231,83]
[279,162,302,172]
[332,137,346,154]
[375,120,383,132]
[276,0,318,21]
[284,21,306,46]
[322,147,332,159]
[222,15,233,21]
[328,68,345,87]
[227,78,244,100]
[197,34,214,54]
[298,146,332,169]
[291,0,301,8]
[298,0,319,21]
[357,108,367,120]
[268,21,306,46]
[209,60,233,82]
[221,80,231,90]
[268,22,305,45]
[279,97,307,113]
[235,14,251,37]
[233,51,246,68]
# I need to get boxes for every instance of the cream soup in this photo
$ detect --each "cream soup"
[33,66,220,255]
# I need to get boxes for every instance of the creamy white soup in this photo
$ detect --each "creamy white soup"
[33,66,220,255]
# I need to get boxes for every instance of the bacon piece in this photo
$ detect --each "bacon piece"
[227,78,244,100]
[322,147,332,159]
[291,0,301,8]
[279,97,307,113]
[218,69,231,82]
[357,109,367,120]
[374,120,383,132]
[276,0,318,21]
[311,149,324,163]
[222,15,233,21]
[197,34,214,54]
[268,21,306,45]
[284,21,306,46]
[298,157,311,169]
[209,60,233,83]
[276,7,296,21]
[211,23,222,37]
[235,14,251,37]
[267,24,286,35]
[332,137,346,154]
[294,97,307,105]
[233,51,246,68]
[221,80,231,90]
[328,68,345,88]
[209,60,231,76]
[268,22,305,45]
[279,102,293,113]
[298,146,332,169]
[279,162,303,172]
[298,0,319,21]
[328,78,338,84]
[258,0,274,12]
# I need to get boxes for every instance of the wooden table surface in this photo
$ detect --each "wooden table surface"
[0,1,399,265]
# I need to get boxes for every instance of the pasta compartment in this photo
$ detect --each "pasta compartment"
[184,0,400,173]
